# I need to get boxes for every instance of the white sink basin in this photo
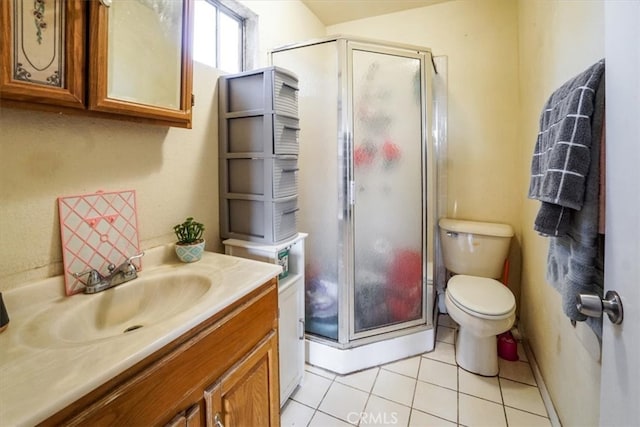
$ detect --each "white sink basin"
[20,272,213,346]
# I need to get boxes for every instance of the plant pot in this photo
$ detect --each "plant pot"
[175,239,205,263]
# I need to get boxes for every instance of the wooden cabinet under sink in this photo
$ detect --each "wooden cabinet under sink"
[41,278,280,427]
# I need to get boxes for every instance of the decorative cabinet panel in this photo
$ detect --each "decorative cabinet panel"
[0,0,193,128]
[0,0,85,108]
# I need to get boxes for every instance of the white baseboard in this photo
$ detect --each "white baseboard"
[522,339,562,427]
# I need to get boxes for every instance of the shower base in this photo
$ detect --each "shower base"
[305,327,435,375]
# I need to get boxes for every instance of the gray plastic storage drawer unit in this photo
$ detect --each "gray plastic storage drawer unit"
[224,195,298,243]
[222,67,299,117]
[219,66,300,244]
[226,156,299,199]
[226,113,299,155]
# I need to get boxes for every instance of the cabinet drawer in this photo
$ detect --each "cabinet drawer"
[222,66,298,117]
[273,115,300,155]
[226,156,298,199]
[273,157,299,198]
[226,114,299,155]
[273,71,299,117]
[225,196,298,244]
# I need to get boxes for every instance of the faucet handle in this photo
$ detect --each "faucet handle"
[127,252,145,263]
[125,252,145,272]
[72,269,104,286]
[107,252,145,274]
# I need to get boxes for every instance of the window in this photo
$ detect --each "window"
[193,0,257,73]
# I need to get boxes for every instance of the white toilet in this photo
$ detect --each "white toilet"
[439,218,516,376]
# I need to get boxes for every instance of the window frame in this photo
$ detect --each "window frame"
[195,0,257,72]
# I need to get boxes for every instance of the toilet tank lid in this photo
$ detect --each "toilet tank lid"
[439,218,514,237]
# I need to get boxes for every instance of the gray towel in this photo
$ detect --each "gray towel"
[546,68,606,338]
[529,60,605,236]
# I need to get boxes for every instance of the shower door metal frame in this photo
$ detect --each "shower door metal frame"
[336,38,352,345]
[270,36,436,348]
[343,41,433,342]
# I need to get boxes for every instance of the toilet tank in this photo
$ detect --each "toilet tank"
[439,218,513,278]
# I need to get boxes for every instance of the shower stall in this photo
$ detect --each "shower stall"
[271,37,443,373]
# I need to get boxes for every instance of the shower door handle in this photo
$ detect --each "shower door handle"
[576,291,624,324]
[349,180,356,205]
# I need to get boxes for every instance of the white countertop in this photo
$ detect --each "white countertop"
[0,245,281,427]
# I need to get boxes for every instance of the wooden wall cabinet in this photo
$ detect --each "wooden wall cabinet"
[0,0,193,128]
[41,279,280,427]
[0,0,86,109]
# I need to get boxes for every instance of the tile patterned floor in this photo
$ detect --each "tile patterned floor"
[282,315,552,427]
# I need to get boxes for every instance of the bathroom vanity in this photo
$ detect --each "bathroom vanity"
[0,248,282,426]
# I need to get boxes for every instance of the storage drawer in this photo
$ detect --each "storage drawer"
[222,66,298,117]
[273,115,300,155]
[273,72,299,118]
[227,114,299,155]
[226,157,298,199]
[224,196,298,244]
[272,157,299,198]
[226,73,264,113]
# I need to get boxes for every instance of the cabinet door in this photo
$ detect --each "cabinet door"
[204,332,280,427]
[0,0,85,108]
[278,276,305,406]
[88,0,193,128]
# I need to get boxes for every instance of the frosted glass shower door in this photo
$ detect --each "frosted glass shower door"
[271,41,342,340]
[350,47,426,336]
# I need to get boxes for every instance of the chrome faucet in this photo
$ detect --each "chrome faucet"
[73,252,145,294]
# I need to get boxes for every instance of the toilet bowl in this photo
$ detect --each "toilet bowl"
[444,275,515,376]
[439,218,516,376]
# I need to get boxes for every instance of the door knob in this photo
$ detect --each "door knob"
[576,291,624,324]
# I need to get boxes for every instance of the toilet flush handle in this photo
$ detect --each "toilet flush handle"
[446,231,458,238]
[576,291,624,324]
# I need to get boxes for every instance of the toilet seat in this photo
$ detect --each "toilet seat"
[447,275,515,320]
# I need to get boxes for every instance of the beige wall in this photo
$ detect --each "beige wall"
[517,1,604,425]
[240,0,326,63]
[328,0,523,304]
[0,2,325,292]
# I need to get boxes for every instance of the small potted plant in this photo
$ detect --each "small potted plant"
[173,217,205,263]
